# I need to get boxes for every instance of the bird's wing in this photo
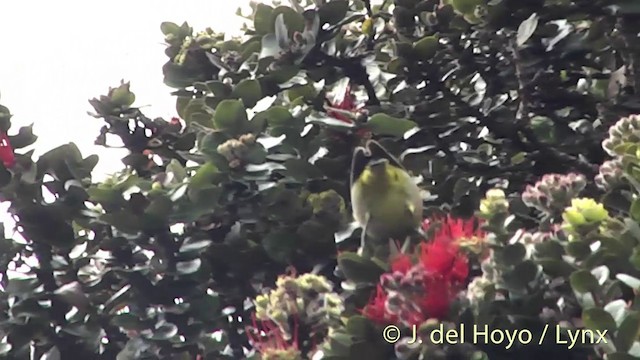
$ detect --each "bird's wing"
[350,145,368,188]
[365,139,407,170]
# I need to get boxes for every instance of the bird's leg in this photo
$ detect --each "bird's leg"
[357,214,370,256]
[417,226,427,239]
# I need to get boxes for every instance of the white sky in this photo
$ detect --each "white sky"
[0,1,256,241]
[0,0,252,180]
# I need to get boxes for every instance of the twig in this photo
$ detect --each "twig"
[363,0,373,16]
[312,52,380,105]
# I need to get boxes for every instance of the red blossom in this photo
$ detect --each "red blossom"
[326,83,371,139]
[0,131,15,169]
[246,313,299,355]
[422,214,485,240]
[419,237,468,283]
[360,284,397,325]
[362,216,483,326]
[327,84,357,123]
[418,277,451,319]
[391,253,413,274]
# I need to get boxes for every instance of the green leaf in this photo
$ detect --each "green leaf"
[267,65,300,83]
[631,198,640,222]
[100,211,141,234]
[413,35,439,59]
[145,196,173,219]
[570,270,599,294]
[328,331,355,354]
[179,239,212,254]
[189,162,221,199]
[499,243,526,266]
[319,0,349,25]
[452,177,472,201]
[5,277,40,295]
[254,3,274,34]
[111,313,145,330]
[182,98,212,126]
[616,311,640,352]
[213,99,248,135]
[9,125,37,149]
[255,106,298,128]
[366,113,417,137]
[83,154,99,173]
[160,21,180,35]
[566,241,591,258]
[450,0,486,14]
[202,80,232,98]
[503,260,538,290]
[176,258,201,275]
[0,163,11,187]
[231,79,262,108]
[583,308,617,334]
[337,252,385,283]
[271,6,305,35]
[191,293,221,321]
[260,34,281,59]
[262,229,297,263]
[166,159,187,183]
[173,132,197,151]
[149,323,178,340]
[345,315,370,338]
[631,246,640,270]
[608,1,640,15]
[516,12,538,47]
[534,241,564,259]
[616,273,640,290]
[110,82,135,107]
[510,152,526,165]
[592,265,611,286]
[286,84,317,102]
[244,145,267,164]
[284,158,324,181]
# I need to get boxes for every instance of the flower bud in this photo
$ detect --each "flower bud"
[522,173,587,214]
[479,188,508,218]
[466,276,492,307]
[239,133,256,145]
[595,158,624,190]
[602,114,640,156]
[562,198,609,235]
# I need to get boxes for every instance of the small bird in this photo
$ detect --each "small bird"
[349,139,425,257]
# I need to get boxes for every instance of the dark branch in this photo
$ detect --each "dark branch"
[308,51,381,106]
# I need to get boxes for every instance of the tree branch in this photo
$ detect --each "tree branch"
[309,52,380,105]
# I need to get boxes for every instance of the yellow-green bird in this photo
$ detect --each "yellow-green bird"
[349,139,425,255]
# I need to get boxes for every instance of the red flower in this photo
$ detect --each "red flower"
[391,253,412,274]
[246,313,299,355]
[422,214,484,240]
[326,83,371,139]
[362,216,482,326]
[327,84,358,123]
[0,131,15,169]
[361,284,397,325]
[419,277,452,320]
[419,236,469,283]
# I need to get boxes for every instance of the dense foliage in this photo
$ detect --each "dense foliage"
[2,0,640,359]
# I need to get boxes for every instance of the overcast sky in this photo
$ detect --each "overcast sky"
[0,0,250,180]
